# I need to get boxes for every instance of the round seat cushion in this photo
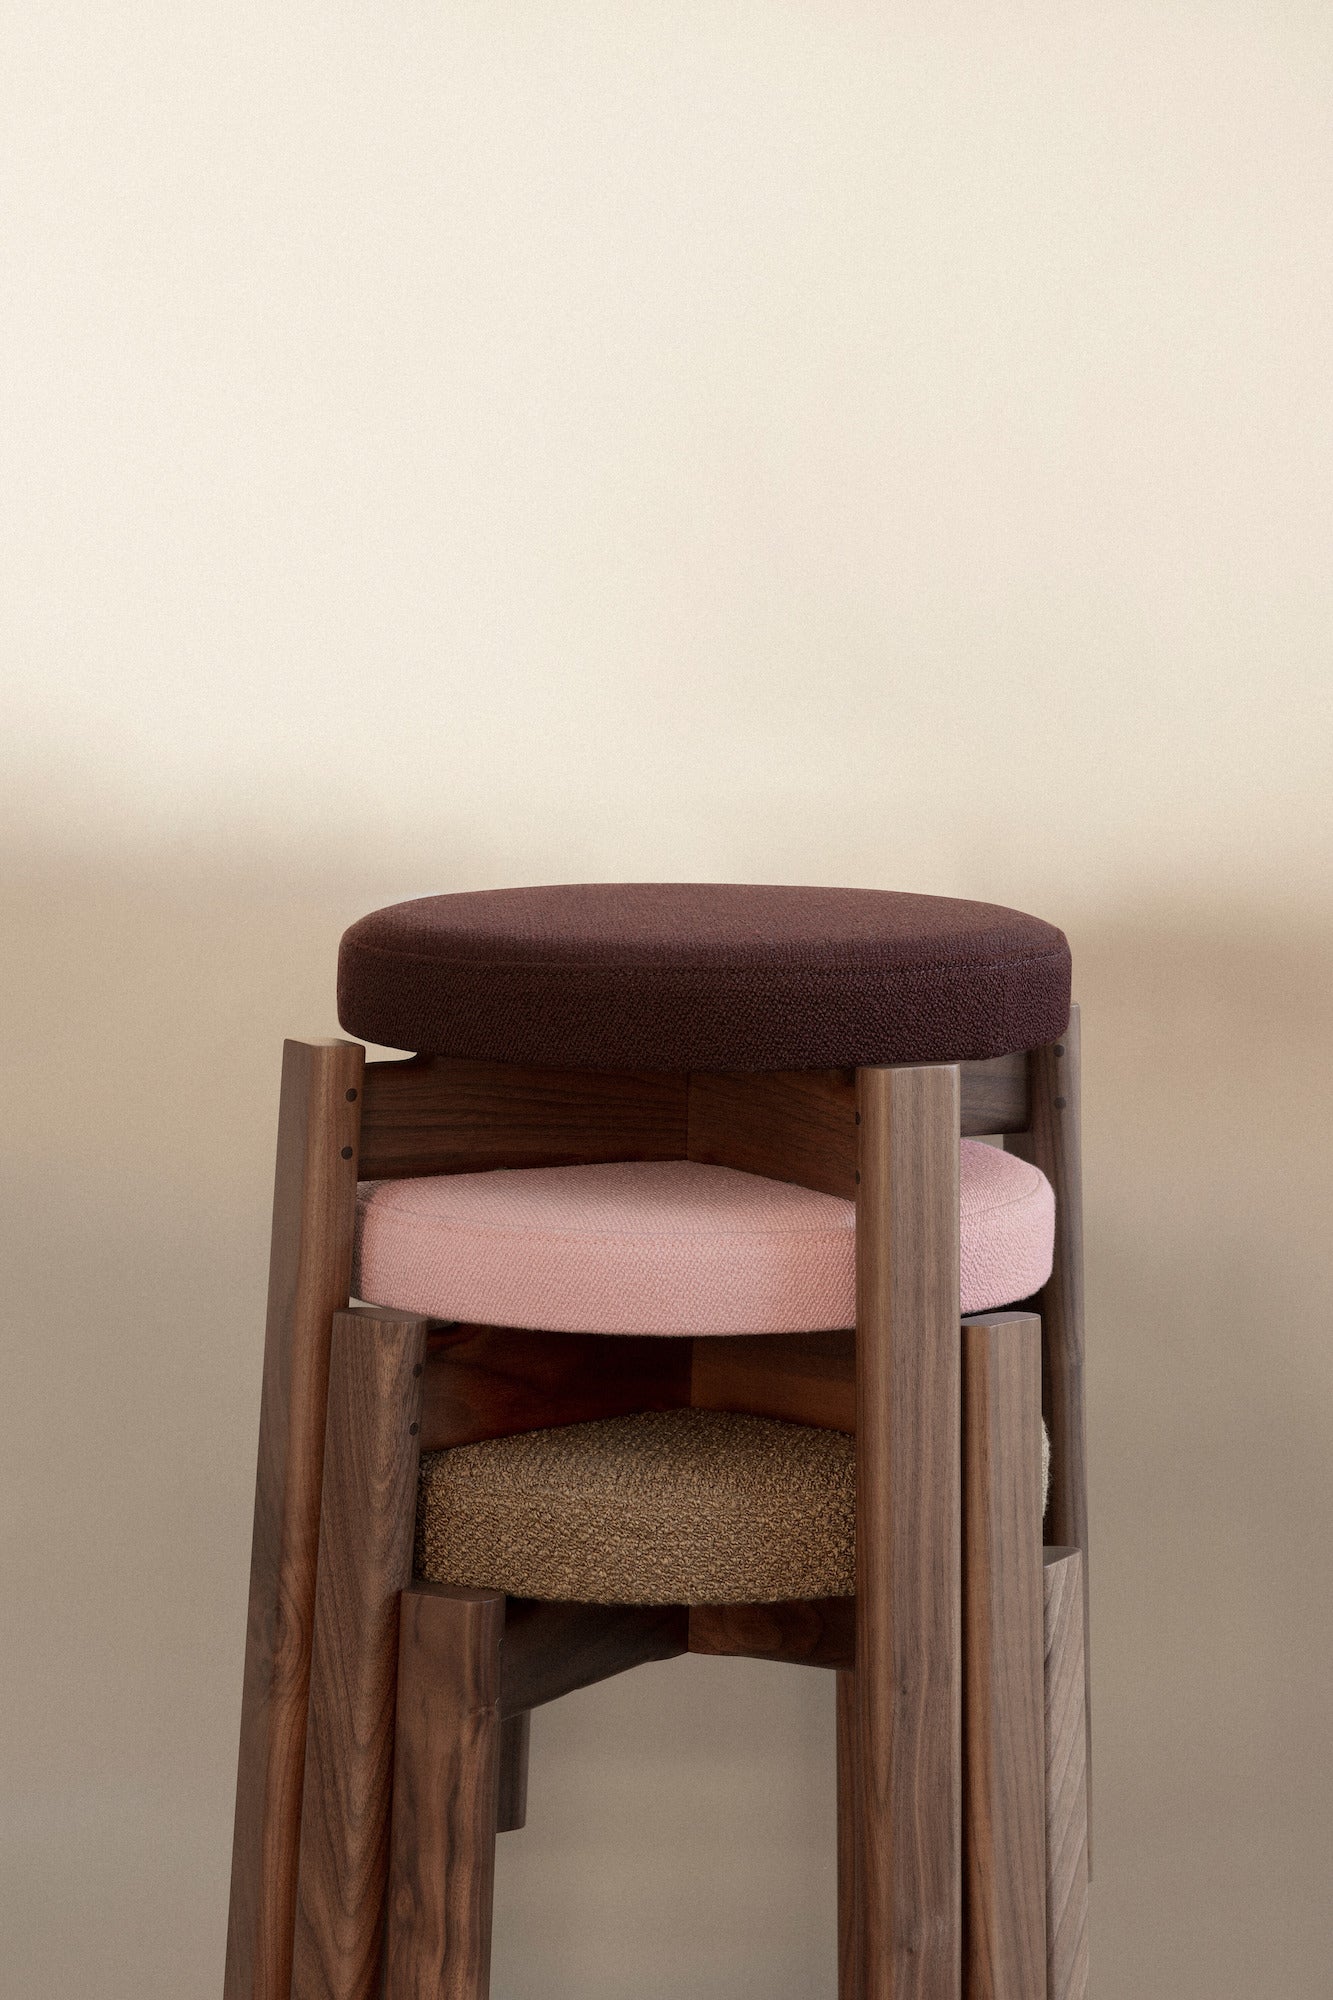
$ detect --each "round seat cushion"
[416,1409,857,1604]
[353,1145,1054,1335]
[338,882,1070,1070]
[417,1409,1051,1605]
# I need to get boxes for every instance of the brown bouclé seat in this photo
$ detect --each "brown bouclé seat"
[415,1407,1051,1608]
[338,881,1070,1070]
[416,1410,856,1606]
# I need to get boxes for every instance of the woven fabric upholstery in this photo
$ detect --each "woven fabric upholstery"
[415,1410,856,1604]
[338,882,1070,1070]
[416,1410,1052,1605]
[353,1146,1054,1335]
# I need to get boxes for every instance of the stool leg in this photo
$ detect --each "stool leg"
[496,1711,531,1833]
[962,1314,1047,2000]
[291,1306,429,2000]
[225,1038,364,2000]
[1012,1004,1091,1865]
[1042,1551,1089,2000]
[385,1585,506,2000]
[855,1063,962,2000]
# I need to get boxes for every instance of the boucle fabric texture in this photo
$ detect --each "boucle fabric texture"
[353,1147,1054,1335]
[337,882,1070,1070]
[415,1409,1052,1606]
[415,1409,857,1604]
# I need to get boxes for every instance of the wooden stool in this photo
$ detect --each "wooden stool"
[222,883,1089,2000]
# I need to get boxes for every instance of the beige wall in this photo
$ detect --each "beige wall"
[3,7,1331,1997]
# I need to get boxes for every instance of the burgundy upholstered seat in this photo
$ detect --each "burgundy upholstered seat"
[337,883,1069,1070]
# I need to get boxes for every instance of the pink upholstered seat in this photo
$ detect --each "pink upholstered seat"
[353,1144,1054,1336]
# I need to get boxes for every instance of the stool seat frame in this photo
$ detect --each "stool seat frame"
[223,1020,1089,2000]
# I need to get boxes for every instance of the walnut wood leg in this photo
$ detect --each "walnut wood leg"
[291,1306,430,2000]
[962,1314,1047,2000]
[225,1038,365,2000]
[496,1713,530,1833]
[837,1669,863,2000]
[1042,1551,1089,2000]
[855,1063,962,2000]
[385,1585,506,2000]
[1015,1004,1091,1864]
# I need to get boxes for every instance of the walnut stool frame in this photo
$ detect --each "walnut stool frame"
[224,1018,1089,2000]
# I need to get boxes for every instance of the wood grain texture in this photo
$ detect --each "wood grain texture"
[499,1598,688,1715]
[291,1307,429,2000]
[359,1055,688,1180]
[384,1586,506,2000]
[1042,1551,1089,2000]
[837,1669,864,2000]
[854,1063,962,2000]
[225,1038,365,2000]
[690,1328,855,1432]
[1010,1004,1091,1864]
[419,1322,691,1453]
[957,1053,1030,1141]
[687,1597,854,1669]
[962,1315,1047,2000]
[495,1713,530,1835]
[687,1067,859,1195]
[687,1054,1027,1199]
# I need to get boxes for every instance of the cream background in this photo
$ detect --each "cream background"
[3,6,1331,1997]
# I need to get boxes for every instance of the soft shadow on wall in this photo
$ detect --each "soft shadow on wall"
[2,850,1330,2000]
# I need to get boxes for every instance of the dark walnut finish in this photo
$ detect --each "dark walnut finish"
[691,1328,855,1433]
[384,1586,506,2000]
[499,1598,688,1715]
[688,1053,1028,1200]
[687,1066,861,1197]
[1009,1004,1091,1863]
[855,1063,963,2000]
[225,1038,364,2000]
[1042,1550,1090,2000]
[291,1307,429,2000]
[418,1322,691,1453]
[687,1597,854,1669]
[495,1713,530,1834]
[358,1055,687,1180]
[362,1048,1026,1195]
[420,1324,855,1456]
[956,1050,1032,1140]
[962,1315,1047,2000]
[229,1011,1085,1997]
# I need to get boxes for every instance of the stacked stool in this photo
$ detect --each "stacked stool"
[223,884,1090,2000]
